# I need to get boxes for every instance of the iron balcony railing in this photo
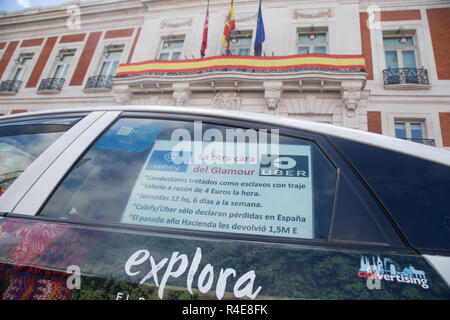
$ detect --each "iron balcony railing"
[0,80,22,93]
[84,75,114,90]
[400,138,435,147]
[38,78,65,92]
[383,68,429,86]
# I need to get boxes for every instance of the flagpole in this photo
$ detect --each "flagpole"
[200,0,209,58]
[254,0,265,56]
[227,0,233,56]
[222,0,235,56]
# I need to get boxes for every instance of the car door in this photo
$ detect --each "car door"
[1,111,449,300]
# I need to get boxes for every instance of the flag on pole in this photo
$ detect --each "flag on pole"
[221,0,236,55]
[200,0,209,58]
[254,0,265,56]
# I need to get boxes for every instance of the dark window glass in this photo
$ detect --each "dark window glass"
[329,136,450,253]
[330,172,404,247]
[0,118,80,196]
[40,118,338,242]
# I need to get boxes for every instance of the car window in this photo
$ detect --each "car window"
[329,136,450,254]
[0,118,80,197]
[40,117,338,242]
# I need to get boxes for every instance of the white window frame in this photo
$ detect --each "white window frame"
[383,31,419,69]
[97,45,124,77]
[394,120,426,139]
[158,35,184,61]
[297,27,328,55]
[228,30,253,56]
[9,53,34,82]
[51,49,76,80]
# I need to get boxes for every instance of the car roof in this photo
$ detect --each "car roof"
[1,105,449,166]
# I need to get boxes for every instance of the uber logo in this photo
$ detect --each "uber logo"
[259,155,309,177]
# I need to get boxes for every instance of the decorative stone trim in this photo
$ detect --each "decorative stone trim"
[160,18,193,29]
[212,91,241,110]
[292,8,334,19]
[263,82,283,114]
[172,82,191,106]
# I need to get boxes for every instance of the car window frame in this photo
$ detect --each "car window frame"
[0,111,110,214]
[4,111,413,254]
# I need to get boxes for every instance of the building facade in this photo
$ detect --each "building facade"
[0,0,449,149]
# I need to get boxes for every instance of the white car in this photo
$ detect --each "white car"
[0,106,449,300]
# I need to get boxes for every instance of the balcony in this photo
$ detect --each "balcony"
[0,80,22,94]
[37,78,65,93]
[84,75,114,92]
[383,68,430,89]
[400,138,435,147]
[114,54,368,94]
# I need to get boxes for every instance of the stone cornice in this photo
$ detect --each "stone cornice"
[0,0,144,28]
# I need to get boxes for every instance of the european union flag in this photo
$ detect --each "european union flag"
[254,0,265,56]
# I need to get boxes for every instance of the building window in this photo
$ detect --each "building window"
[99,46,123,77]
[38,50,75,93]
[158,36,184,61]
[53,50,75,80]
[384,35,418,70]
[229,30,252,56]
[297,27,328,54]
[11,54,33,82]
[0,53,33,94]
[394,120,434,146]
[382,32,429,86]
[85,45,123,91]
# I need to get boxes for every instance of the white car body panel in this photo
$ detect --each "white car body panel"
[2,106,449,166]
[424,255,450,287]
[11,111,121,216]
[0,111,106,214]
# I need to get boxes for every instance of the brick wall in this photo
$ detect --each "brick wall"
[69,32,102,86]
[26,37,58,88]
[127,27,141,63]
[380,10,421,21]
[104,28,134,39]
[359,12,374,80]
[20,38,44,48]
[11,109,28,114]
[439,113,450,147]
[59,33,86,43]
[427,8,450,80]
[0,41,19,79]
[367,111,382,134]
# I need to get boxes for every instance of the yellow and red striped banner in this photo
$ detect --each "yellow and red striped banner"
[116,54,366,77]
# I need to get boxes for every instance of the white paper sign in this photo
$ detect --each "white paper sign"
[121,140,314,239]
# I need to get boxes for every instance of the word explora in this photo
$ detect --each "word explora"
[125,247,262,299]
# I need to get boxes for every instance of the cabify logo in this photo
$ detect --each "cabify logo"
[358,255,429,289]
[146,150,191,172]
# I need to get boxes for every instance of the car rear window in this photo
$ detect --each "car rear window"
[0,118,80,197]
[40,117,338,241]
[329,136,450,254]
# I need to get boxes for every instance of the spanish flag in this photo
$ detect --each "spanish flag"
[221,0,236,55]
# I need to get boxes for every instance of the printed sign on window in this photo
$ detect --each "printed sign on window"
[121,140,314,239]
